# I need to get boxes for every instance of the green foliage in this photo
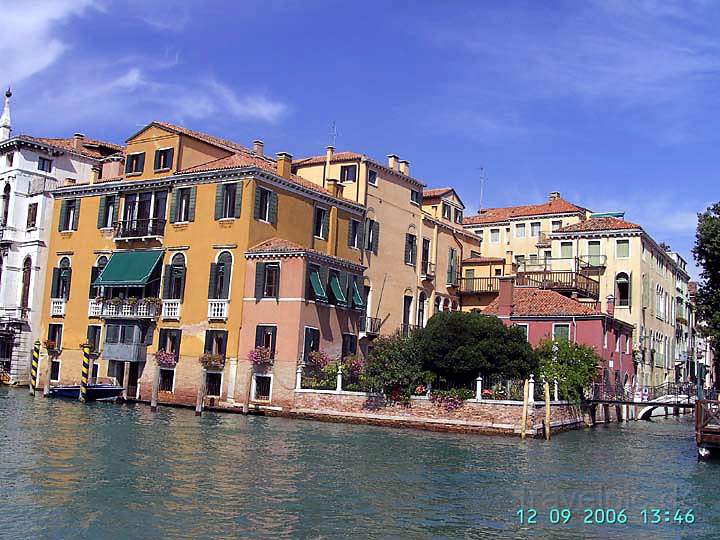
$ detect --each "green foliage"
[693,203,720,356]
[535,339,601,402]
[416,311,537,379]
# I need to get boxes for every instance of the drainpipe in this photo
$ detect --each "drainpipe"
[572,316,577,343]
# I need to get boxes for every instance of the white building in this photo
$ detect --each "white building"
[0,89,121,384]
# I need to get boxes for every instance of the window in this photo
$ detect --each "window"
[442,203,451,220]
[59,198,79,231]
[255,325,277,359]
[313,206,328,239]
[86,325,102,353]
[154,148,174,170]
[38,156,53,173]
[490,228,500,243]
[206,372,222,397]
[252,374,272,400]
[1,184,9,226]
[209,252,232,299]
[515,324,529,341]
[625,335,631,354]
[174,188,192,223]
[50,357,61,382]
[447,248,457,285]
[341,333,358,358]
[159,368,175,392]
[348,219,361,249]
[553,324,570,341]
[26,203,38,229]
[6,152,13,168]
[367,169,377,186]
[551,220,562,231]
[616,272,631,307]
[204,330,228,357]
[217,183,238,219]
[410,190,421,205]
[365,218,379,254]
[303,327,320,363]
[307,264,328,302]
[89,256,107,299]
[97,195,116,229]
[20,257,31,309]
[515,223,526,238]
[515,255,525,265]
[560,241,573,259]
[616,239,630,259]
[454,208,463,224]
[421,238,431,274]
[158,329,182,355]
[494,268,502,276]
[615,333,620,352]
[416,292,427,327]
[328,270,348,306]
[529,254,538,264]
[51,257,72,299]
[48,323,63,350]
[404,233,417,266]
[340,165,357,182]
[528,222,540,237]
[263,262,280,298]
[125,152,145,174]
[163,254,186,301]
[254,186,277,223]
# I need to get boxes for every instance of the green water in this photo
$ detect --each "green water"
[1,388,719,539]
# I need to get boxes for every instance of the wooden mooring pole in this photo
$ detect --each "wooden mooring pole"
[544,381,551,440]
[150,363,160,412]
[195,372,206,416]
[29,340,40,396]
[520,378,529,439]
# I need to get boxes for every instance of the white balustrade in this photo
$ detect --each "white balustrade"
[162,299,181,319]
[88,299,102,317]
[50,298,66,316]
[207,299,229,319]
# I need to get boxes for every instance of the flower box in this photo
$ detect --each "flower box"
[155,350,178,368]
[199,353,225,370]
[247,347,273,367]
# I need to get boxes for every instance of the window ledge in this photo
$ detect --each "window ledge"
[314,235,327,241]
[59,229,75,234]
[125,172,142,177]
[172,221,190,226]
[218,217,236,222]
[153,167,171,173]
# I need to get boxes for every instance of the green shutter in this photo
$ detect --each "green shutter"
[208,263,218,299]
[234,181,243,218]
[364,219,371,250]
[112,194,120,224]
[178,267,186,302]
[214,184,224,220]
[167,148,174,169]
[137,152,145,173]
[253,185,262,219]
[188,187,197,222]
[269,191,278,224]
[322,208,329,238]
[124,159,133,174]
[404,234,411,264]
[97,196,107,229]
[269,327,276,358]
[169,190,178,223]
[221,261,231,298]
[329,274,347,305]
[72,199,80,230]
[255,325,263,348]
[154,150,161,170]
[255,262,266,299]
[162,265,172,299]
[357,219,364,249]
[352,278,365,310]
[309,268,328,302]
[347,220,354,247]
[50,268,60,298]
[319,266,329,293]
[372,221,380,254]
[339,271,350,304]
[65,268,72,299]
[58,200,68,232]
[627,272,633,309]
[89,267,99,298]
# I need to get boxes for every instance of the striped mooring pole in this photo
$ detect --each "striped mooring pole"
[79,344,91,403]
[29,340,40,395]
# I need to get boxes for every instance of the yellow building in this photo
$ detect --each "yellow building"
[38,121,365,411]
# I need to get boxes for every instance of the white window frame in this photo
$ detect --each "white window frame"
[367,169,378,186]
[50,357,61,382]
[349,219,361,249]
[313,206,328,240]
[552,323,570,341]
[530,222,541,237]
[490,228,500,244]
[551,220,562,231]
[126,152,144,175]
[616,239,630,259]
[155,147,174,171]
[251,372,274,402]
[214,250,235,300]
[257,186,273,223]
[48,322,64,350]
[560,241,573,259]
[515,223,526,238]
[514,323,529,341]
[159,367,176,393]
[87,324,103,353]
[261,259,281,299]
[410,189,421,206]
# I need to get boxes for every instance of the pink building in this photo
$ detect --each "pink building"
[484,276,635,387]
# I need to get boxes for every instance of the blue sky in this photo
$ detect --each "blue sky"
[3,0,718,277]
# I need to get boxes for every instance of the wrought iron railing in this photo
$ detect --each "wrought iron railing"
[516,270,600,299]
[115,218,166,239]
[359,316,381,336]
[459,277,500,294]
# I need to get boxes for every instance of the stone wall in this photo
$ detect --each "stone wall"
[291,390,584,437]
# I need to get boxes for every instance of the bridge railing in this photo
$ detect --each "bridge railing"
[588,381,697,403]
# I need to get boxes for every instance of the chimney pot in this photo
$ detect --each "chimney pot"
[399,159,409,175]
[275,151,293,179]
[549,191,560,201]
[73,133,85,149]
[326,145,335,161]
[252,139,264,156]
[387,153,399,171]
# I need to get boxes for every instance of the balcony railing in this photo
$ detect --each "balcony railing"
[516,270,600,299]
[208,299,229,319]
[115,218,166,240]
[162,299,181,319]
[50,298,66,316]
[578,254,607,269]
[400,323,420,337]
[87,299,159,318]
[359,316,381,336]
[421,261,435,280]
[459,277,500,294]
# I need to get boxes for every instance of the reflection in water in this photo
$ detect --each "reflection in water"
[1,388,719,539]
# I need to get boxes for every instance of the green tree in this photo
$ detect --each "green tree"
[416,311,537,381]
[535,339,601,402]
[693,203,720,359]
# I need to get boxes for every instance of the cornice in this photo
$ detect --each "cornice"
[245,248,365,272]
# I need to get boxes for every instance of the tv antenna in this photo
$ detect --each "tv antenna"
[329,121,338,147]
[477,167,487,213]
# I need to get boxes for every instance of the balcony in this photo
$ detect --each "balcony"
[87,299,159,319]
[421,261,435,281]
[535,231,552,247]
[459,277,500,294]
[207,299,229,320]
[516,270,600,300]
[578,254,607,270]
[103,342,148,363]
[114,218,166,241]
[50,298,66,317]
[359,316,381,336]
[162,299,181,319]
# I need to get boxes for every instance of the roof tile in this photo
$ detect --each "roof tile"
[484,287,602,317]
[463,197,587,225]
[555,216,641,233]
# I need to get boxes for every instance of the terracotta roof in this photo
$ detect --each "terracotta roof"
[555,217,641,233]
[484,287,602,317]
[423,187,453,198]
[18,135,123,160]
[462,256,507,264]
[293,151,365,166]
[246,237,364,267]
[463,197,587,226]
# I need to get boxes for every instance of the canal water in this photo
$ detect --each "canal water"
[1,389,718,540]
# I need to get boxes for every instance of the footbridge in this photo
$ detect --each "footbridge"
[588,382,697,421]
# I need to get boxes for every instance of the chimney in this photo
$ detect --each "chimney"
[275,152,292,179]
[326,145,335,162]
[252,140,264,156]
[387,153,399,171]
[73,133,85,150]
[399,159,409,175]
[326,178,344,198]
[549,191,560,201]
[606,294,615,318]
[498,276,515,317]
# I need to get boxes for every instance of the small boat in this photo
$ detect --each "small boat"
[49,383,124,401]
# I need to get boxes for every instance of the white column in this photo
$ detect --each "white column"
[336,363,343,393]
[554,379,559,401]
[226,358,237,403]
[296,363,303,389]
[476,376,483,401]
[528,374,535,404]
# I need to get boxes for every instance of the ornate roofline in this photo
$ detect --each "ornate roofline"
[245,248,365,272]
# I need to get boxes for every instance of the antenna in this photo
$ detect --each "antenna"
[477,167,487,213]
[329,121,338,147]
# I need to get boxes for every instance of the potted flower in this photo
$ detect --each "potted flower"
[155,350,178,368]
[199,353,225,370]
[126,296,139,306]
[247,346,273,367]
[109,297,123,306]
[142,296,163,309]
[43,339,59,356]
[307,350,332,369]
[94,295,105,304]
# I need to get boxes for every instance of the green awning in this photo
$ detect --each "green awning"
[351,280,364,309]
[309,269,328,302]
[94,250,163,287]
[329,274,347,305]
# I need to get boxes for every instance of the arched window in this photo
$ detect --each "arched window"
[417,292,427,327]
[209,251,232,299]
[434,295,441,314]
[56,257,72,299]
[1,184,10,226]
[20,257,31,308]
[89,256,108,299]
[164,253,187,301]
[616,272,630,307]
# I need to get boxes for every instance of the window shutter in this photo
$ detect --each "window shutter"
[269,191,278,224]
[627,272,633,309]
[255,262,266,299]
[255,326,263,348]
[303,329,313,362]
[253,186,262,219]
[218,332,228,356]
[404,234,411,264]
[58,200,68,232]
[166,148,174,169]
[124,158,132,174]
[174,329,182,354]
[137,153,145,173]
[97,197,107,229]
[72,199,80,230]
[208,263,218,299]
[372,221,380,254]
[169,190,178,223]
[178,267,186,302]
[204,331,212,354]
[339,271,350,303]
[188,187,197,222]
[234,182,243,218]
[154,150,161,171]
[89,266,99,298]
[364,219,371,250]
[319,266,329,292]
[112,194,120,223]
[447,250,453,284]
[322,208,329,238]
[269,327,277,358]
[221,262,232,298]
[214,184,224,220]
[51,268,60,298]
[162,265,172,299]
[347,220,354,247]
[65,268,72,299]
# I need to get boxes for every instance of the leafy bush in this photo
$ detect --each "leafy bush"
[429,388,475,410]
[535,339,600,402]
